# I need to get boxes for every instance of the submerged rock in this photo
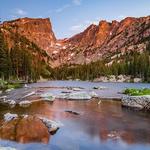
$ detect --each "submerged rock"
[122,95,150,110]
[4,113,18,122]
[65,110,80,115]
[93,86,107,90]
[72,87,83,91]
[40,93,55,101]
[67,87,84,91]
[56,93,68,99]
[90,91,99,98]
[0,96,16,108]
[4,100,16,107]
[57,91,92,100]
[39,117,63,134]
[61,91,72,94]
[67,92,92,100]
[19,100,32,107]
[21,91,35,99]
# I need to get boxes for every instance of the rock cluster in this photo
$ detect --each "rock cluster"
[93,75,142,83]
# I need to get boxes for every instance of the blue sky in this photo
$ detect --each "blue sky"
[0,0,150,38]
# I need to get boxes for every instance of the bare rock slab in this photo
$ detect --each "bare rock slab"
[122,95,150,111]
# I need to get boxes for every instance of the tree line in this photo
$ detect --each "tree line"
[1,25,150,82]
[0,28,51,82]
[51,47,150,82]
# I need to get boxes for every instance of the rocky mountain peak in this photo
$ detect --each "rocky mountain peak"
[1,16,150,67]
[57,15,150,65]
[2,17,56,52]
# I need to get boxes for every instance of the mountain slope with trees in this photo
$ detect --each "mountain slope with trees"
[1,16,150,82]
[0,25,52,82]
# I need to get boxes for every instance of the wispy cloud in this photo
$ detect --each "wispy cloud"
[47,0,82,14]
[13,8,27,16]
[70,24,83,32]
[55,4,71,13]
[69,18,99,35]
[84,19,99,25]
[70,19,99,31]
[73,0,82,6]
[117,15,126,20]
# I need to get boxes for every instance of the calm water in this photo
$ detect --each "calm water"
[0,81,150,150]
[30,80,150,99]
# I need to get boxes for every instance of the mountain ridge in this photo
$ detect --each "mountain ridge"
[1,15,150,67]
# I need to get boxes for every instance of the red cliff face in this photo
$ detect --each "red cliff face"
[68,24,97,47]
[59,16,150,65]
[1,16,150,67]
[2,17,56,52]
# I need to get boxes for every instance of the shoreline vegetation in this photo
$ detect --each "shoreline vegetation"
[122,88,150,111]
[0,79,23,92]
[0,75,148,93]
[123,88,150,96]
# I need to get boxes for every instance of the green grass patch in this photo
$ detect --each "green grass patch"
[124,88,150,96]
[0,80,22,91]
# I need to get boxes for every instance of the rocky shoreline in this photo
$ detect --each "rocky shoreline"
[1,82,150,112]
[93,75,143,83]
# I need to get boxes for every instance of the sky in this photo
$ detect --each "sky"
[0,0,150,39]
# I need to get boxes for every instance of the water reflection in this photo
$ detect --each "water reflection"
[0,99,150,149]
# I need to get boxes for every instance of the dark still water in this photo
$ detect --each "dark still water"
[0,100,150,150]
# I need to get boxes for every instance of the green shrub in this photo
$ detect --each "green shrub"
[124,88,150,96]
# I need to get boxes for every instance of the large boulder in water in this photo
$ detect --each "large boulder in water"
[122,95,150,110]
[0,116,50,144]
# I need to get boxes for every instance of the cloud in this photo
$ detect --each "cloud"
[69,18,99,35]
[47,0,82,14]
[13,8,27,16]
[84,19,99,25]
[70,24,83,32]
[55,4,71,13]
[73,0,82,5]
[117,15,126,20]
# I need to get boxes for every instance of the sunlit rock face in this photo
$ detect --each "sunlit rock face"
[1,16,150,67]
[2,17,56,52]
[0,116,50,144]
[59,16,150,65]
